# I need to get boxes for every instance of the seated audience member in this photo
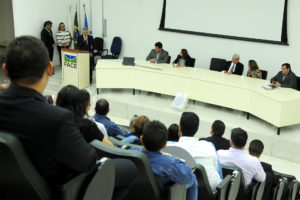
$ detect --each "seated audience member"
[246,60,262,79]
[0,36,137,200]
[174,112,223,192]
[218,128,266,189]
[121,115,150,144]
[172,49,194,67]
[56,85,112,145]
[0,36,98,192]
[223,53,244,75]
[129,114,138,128]
[93,98,127,137]
[146,42,169,64]
[80,89,108,137]
[167,124,179,145]
[199,120,230,150]
[270,63,297,89]
[138,120,198,200]
[45,94,56,104]
[0,82,9,92]
[249,139,279,200]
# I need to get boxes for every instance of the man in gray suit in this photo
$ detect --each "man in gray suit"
[146,42,169,64]
[270,63,297,90]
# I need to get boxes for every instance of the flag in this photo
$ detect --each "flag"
[84,13,88,29]
[73,10,80,49]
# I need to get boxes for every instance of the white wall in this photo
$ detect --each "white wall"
[12,0,97,66]
[102,0,300,79]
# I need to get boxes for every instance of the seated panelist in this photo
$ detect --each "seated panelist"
[146,42,169,64]
[172,49,194,68]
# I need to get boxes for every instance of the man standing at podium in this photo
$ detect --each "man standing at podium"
[78,27,94,83]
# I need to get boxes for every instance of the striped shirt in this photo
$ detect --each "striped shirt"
[56,31,71,47]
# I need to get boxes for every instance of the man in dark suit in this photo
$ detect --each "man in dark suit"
[199,120,230,150]
[270,63,297,89]
[249,140,279,200]
[78,27,94,83]
[146,42,169,63]
[223,53,244,75]
[41,20,55,74]
[0,36,136,199]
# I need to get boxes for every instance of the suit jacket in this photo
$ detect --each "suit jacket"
[78,35,94,52]
[173,55,194,67]
[270,71,297,89]
[261,162,279,200]
[146,49,169,63]
[0,84,97,187]
[199,135,230,151]
[41,28,54,49]
[223,61,244,75]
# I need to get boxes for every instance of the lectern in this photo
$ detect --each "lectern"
[61,48,90,89]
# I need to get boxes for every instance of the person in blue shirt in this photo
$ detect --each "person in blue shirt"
[93,99,127,137]
[137,120,198,200]
[121,115,150,144]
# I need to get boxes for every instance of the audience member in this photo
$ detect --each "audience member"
[129,114,138,129]
[218,128,266,189]
[249,139,279,200]
[138,120,198,200]
[172,49,194,67]
[122,115,150,144]
[80,89,108,137]
[41,20,55,73]
[146,42,169,64]
[174,112,223,192]
[199,120,230,150]
[270,63,297,89]
[78,27,94,83]
[0,82,9,93]
[56,85,112,145]
[93,98,127,137]
[56,22,71,66]
[223,53,244,75]
[167,123,179,145]
[0,36,97,194]
[246,60,262,79]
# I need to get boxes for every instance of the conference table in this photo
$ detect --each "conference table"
[96,59,300,134]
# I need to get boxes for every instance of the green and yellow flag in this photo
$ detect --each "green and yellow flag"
[73,11,80,49]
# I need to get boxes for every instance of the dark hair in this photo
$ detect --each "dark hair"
[249,139,264,157]
[80,89,90,112]
[155,42,163,49]
[143,121,168,152]
[231,128,248,148]
[95,99,109,115]
[56,85,86,121]
[5,36,49,84]
[44,20,52,27]
[45,95,54,104]
[180,112,199,137]
[181,49,189,59]
[168,124,179,142]
[282,63,291,70]
[58,22,65,31]
[212,120,225,137]
[248,60,259,71]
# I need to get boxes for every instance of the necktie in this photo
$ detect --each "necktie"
[230,64,235,72]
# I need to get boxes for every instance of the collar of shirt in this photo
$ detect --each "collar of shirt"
[5,84,45,102]
[93,113,110,121]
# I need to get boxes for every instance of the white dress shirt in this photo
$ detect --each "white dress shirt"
[217,147,266,188]
[172,136,222,192]
[228,62,236,73]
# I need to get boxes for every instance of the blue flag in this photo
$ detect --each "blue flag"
[84,13,88,28]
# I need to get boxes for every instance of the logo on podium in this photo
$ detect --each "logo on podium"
[64,54,78,69]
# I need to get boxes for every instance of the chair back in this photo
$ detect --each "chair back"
[261,70,268,80]
[110,37,122,58]
[164,146,196,169]
[109,136,143,149]
[94,37,104,52]
[0,131,51,200]
[210,58,226,72]
[167,56,171,64]
[273,178,288,200]
[296,76,300,91]
[194,164,215,199]
[90,140,162,200]
[216,175,232,200]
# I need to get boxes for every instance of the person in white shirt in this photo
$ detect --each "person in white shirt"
[171,112,223,192]
[217,128,266,189]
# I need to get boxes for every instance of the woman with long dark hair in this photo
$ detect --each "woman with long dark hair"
[56,85,113,145]
[56,22,71,65]
[247,60,262,79]
[172,49,194,67]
